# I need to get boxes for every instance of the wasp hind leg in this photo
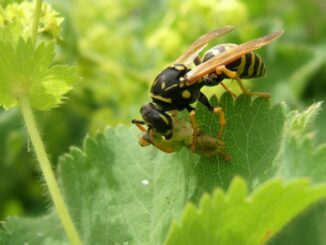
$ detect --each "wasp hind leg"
[215,65,271,98]
[219,81,237,98]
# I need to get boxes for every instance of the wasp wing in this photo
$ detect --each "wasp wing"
[173,26,235,65]
[185,31,284,84]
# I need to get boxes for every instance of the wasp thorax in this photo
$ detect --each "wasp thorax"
[140,103,173,139]
[151,65,189,97]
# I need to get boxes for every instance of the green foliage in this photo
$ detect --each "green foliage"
[0,0,63,43]
[165,177,326,245]
[194,94,284,193]
[276,102,326,182]
[2,94,326,244]
[0,38,77,110]
[1,0,326,244]
[0,212,66,244]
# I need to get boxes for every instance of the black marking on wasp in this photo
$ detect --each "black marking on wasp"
[132,26,283,153]
[201,44,266,87]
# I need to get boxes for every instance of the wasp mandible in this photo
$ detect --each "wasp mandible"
[132,26,283,152]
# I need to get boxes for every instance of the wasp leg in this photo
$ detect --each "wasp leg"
[185,105,198,152]
[219,81,237,97]
[198,92,225,140]
[150,140,175,153]
[215,65,271,98]
[132,119,176,153]
[145,128,176,153]
[132,119,156,141]
[132,121,147,132]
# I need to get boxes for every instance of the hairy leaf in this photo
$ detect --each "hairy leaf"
[194,93,285,196]
[0,94,288,244]
[276,102,326,182]
[0,212,66,245]
[269,102,326,245]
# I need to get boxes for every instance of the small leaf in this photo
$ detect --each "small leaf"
[276,102,326,182]
[164,177,326,245]
[270,102,326,245]
[0,39,77,110]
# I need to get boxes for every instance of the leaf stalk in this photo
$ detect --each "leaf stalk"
[18,96,82,245]
[31,0,43,44]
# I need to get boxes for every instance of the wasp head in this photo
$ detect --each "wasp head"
[139,102,173,139]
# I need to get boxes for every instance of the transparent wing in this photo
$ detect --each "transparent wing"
[173,26,235,65]
[185,31,284,84]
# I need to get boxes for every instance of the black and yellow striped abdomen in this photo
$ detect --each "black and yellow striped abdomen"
[202,43,266,82]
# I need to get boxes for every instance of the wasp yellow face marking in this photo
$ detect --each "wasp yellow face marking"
[150,93,172,103]
[179,81,185,88]
[179,77,185,82]
[182,90,191,99]
[161,82,166,90]
[159,114,170,125]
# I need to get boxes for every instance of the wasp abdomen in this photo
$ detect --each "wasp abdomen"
[202,44,266,81]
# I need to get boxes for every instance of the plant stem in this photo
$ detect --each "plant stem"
[18,96,82,245]
[31,0,42,44]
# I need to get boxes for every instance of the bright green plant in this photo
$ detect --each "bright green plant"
[0,0,80,244]
[1,0,326,244]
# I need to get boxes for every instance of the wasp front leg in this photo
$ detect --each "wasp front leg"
[132,119,175,153]
[215,65,271,98]
[188,108,198,152]
[131,119,147,132]
[198,92,225,141]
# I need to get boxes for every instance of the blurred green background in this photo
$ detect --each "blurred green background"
[0,0,325,225]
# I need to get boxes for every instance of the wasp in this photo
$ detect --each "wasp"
[132,26,283,151]
[135,115,231,160]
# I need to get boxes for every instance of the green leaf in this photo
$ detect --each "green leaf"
[164,177,326,245]
[0,212,66,245]
[0,39,77,110]
[276,102,326,183]
[269,102,326,245]
[57,126,197,245]
[268,202,326,245]
[193,93,285,195]
[0,94,287,244]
